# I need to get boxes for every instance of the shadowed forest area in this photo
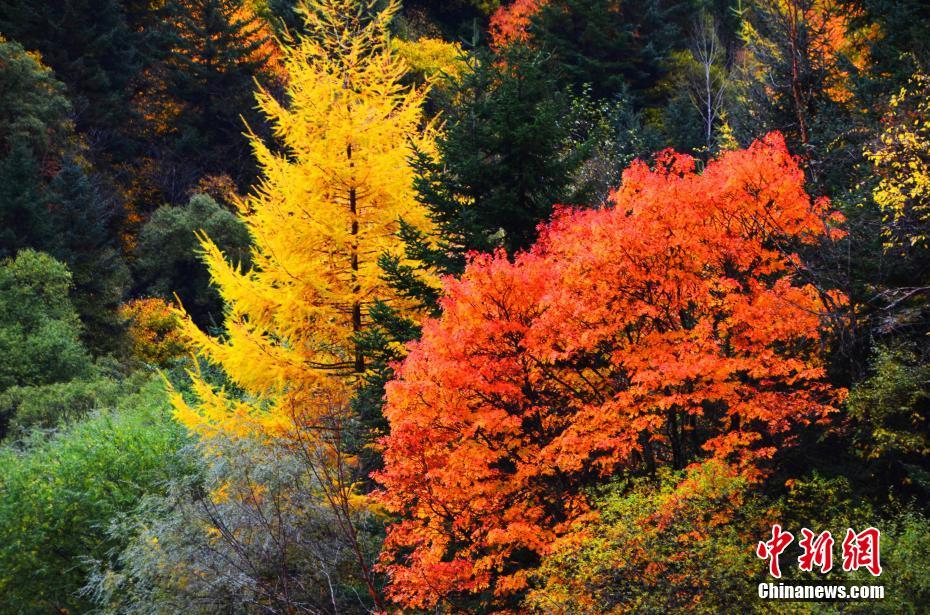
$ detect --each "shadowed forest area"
[0,0,929,613]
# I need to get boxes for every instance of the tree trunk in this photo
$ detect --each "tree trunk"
[347,143,364,374]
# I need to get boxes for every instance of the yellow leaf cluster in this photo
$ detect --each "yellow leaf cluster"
[392,37,466,84]
[866,72,930,248]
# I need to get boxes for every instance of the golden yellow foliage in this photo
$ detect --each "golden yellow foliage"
[392,37,465,84]
[172,0,437,438]
[866,72,930,248]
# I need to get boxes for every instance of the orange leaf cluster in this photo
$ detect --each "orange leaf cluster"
[805,1,872,104]
[488,0,545,49]
[375,132,846,609]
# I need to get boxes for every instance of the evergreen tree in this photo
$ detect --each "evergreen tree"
[0,144,51,259]
[354,43,600,476]
[0,0,143,160]
[376,44,604,322]
[147,0,280,198]
[531,0,686,103]
[0,38,130,352]
[0,153,132,354]
[47,161,130,353]
[415,44,589,265]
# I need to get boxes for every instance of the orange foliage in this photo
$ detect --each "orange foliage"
[188,173,240,205]
[120,298,187,366]
[375,133,846,609]
[135,0,283,140]
[489,0,545,49]
[236,3,284,79]
[171,2,286,82]
[805,1,872,104]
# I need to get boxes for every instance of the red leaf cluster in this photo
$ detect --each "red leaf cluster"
[375,133,846,609]
[489,0,545,49]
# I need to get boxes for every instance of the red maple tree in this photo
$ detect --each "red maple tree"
[375,133,846,609]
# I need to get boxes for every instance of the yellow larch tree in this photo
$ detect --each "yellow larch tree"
[169,1,436,607]
[172,0,437,439]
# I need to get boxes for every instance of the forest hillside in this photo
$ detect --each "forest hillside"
[0,0,928,612]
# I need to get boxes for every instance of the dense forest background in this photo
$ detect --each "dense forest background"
[0,0,928,612]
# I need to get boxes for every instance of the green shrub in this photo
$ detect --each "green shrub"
[526,461,768,614]
[0,376,191,614]
[847,345,930,497]
[0,374,129,437]
[0,250,90,392]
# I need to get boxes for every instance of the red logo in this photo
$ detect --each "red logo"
[757,525,881,578]
[798,528,834,573]
[841,527,882,576]
[756,524,794,578]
